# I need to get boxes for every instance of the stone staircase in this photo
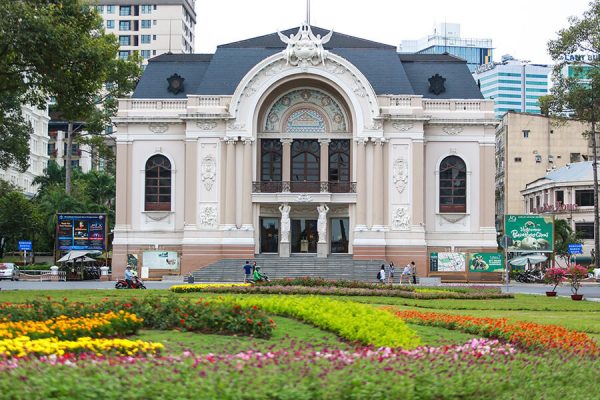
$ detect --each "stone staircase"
[191,255,387,283]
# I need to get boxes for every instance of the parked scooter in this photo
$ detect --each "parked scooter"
[115,276,146,289]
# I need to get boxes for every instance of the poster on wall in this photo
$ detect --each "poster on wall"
[430,252,466,272]
[57,214,107,251]
[469,253,504,272]
[142,251,179,270]
[504,215,554,253]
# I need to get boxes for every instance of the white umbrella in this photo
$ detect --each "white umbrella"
[509,254,547,267]
[57,250,102,263]
[64,256,97,263]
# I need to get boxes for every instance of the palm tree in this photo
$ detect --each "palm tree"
[554,219,582,264]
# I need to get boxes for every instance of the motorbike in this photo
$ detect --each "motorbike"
[115,276,146,289]
[249,274,270,284]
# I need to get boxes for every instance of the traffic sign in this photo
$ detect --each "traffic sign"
[18,240,32,251]
[568,243,583,254]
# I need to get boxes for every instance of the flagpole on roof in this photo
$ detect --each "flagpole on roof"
[306,0,310,26]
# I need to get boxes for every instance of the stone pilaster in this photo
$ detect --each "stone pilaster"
[319,138,330,191]
[355,138,368,230]
[372,138,385,229]
[184,139,198,226]
[235,140,243,228]
[242,138,254,227]
[412,141,425,226]
[224,138,237,227]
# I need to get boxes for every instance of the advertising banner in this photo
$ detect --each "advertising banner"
[142,251,179,270]
[504,215,553,253]
[57,214,106,251]
[430,252,466,272]
[469,253,504,272]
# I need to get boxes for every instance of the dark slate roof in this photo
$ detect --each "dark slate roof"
[133,54,212,98]
[219,26,396,49]
[132,27,482,99]
[399,54,484,99]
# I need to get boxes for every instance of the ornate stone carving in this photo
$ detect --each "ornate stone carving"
[200,155,216,191]
[392,122,414,132]
[227,121,246,131]
[442,126,464,135]
[392,159,408,193]
[149,122,168,134]
[296,193,313,202]
[145,211,171,222]
[324,60,346,74]
[364,121,382,130]
[392,207,410,230]
[317,204,329,243]
[198,206,217,227]
[278,24,333,66]
[439,214,468,224]
[196,120,217,130]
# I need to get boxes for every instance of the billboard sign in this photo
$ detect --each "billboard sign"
[18,241,32,251]
[469,253,504,272]
[430,252,466,272]
[142,251,179,270]
[504,215,553,253]
[57,214,107,251]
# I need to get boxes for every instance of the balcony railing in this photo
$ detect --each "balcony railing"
[252,181,357,194]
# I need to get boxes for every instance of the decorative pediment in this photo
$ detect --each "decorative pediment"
[278,24,333,67]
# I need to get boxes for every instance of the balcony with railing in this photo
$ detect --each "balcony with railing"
[252,181,357,194]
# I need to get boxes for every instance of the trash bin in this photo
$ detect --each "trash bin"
[187,275,194,284]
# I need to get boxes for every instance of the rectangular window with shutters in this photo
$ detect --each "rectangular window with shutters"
[555,190,564,204]
[575,222,594,239]
[575,190,594,206]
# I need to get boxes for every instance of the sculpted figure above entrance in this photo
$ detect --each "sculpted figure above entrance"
[278,24,333,66]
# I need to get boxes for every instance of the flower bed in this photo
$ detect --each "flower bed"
[171,283,251,292]
[0,295,274,339]
[0,336,163,358]
[392,309,599,356]
[0,311,142,340]
[227,295,420,348]
[1,341,598,399]
[170,284,512,299]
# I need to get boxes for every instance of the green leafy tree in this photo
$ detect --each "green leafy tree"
[0,191,34,252]
[543,0,600,267]
[554,219,583,263]
[0,0,141,192]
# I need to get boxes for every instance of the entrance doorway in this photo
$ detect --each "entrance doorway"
[291,219,318,253]
[260,218,279,253]
[330,217,349,253]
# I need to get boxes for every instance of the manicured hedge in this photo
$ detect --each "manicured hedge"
[225,295,420,348]
[170,284,513,299]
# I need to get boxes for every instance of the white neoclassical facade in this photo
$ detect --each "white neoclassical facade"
[112,25,498,278]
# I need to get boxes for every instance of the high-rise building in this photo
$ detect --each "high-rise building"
[473,55,552,119]
[90,1,196,62]
[495,111,592,234]
[0,105,50,197]
[399,23,493,73]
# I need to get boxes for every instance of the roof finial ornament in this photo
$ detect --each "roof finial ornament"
[278,23,333,67]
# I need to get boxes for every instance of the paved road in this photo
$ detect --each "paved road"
[2,280,600,300]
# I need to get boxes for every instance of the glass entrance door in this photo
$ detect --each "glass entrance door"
[330,218,349,253]
[260,218,279,253]
[291,219,318,253]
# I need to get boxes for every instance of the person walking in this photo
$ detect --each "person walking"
[410,261,417,284]
[378,264,386,284]
[243,261,252,283]
[388,262,395,285]
[401,262,413,285]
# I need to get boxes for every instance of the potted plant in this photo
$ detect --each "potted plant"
[567,264,588,300]
[543,267,566,296]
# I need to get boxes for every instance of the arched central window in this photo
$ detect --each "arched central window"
[439,156,466,213]
[145,155,171,211]
[291,139,320,192]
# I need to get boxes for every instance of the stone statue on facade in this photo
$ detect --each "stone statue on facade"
[317,204,329,243]
[279,203,291,243]
[278,24,333,66]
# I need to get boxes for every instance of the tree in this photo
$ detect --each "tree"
[554,219,582,264]
[543,0,600,267]
[0,0,141,191]
[0,191,34,252]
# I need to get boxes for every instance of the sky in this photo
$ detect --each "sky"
[194,0,591,65]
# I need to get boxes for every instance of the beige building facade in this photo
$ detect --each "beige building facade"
[496,111,591,232]
[113,26,498,278]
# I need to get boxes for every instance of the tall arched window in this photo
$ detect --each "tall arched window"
[260,139,282,182]
[291,139,320,192]
[145,155,171,211]
[439,156,466,213]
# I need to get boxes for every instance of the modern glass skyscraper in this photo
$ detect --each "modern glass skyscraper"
[473,55,552,119]
[399,23,493,73]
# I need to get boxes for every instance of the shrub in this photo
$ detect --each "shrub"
[566,265,588,295]
[543,267,566,292]
[226,295,420,348]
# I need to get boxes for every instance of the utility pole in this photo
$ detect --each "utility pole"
[591,82,599,268]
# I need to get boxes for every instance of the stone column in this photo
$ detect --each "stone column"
[242,138,254,228]
[355,138,367,230]
[219,139,228,225]
[224,138,237,228]
[235,140,243,228]
[372,138,385,229]
[319,138,330,192]
[115,143,129,226]
[281,138,292,191]
[411,141,425,226]
[184,139,198,227]
[365,139,374,229]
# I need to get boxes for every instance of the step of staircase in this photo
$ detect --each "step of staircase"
[191,255,387,283]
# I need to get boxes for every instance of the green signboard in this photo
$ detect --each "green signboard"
[469,253,504,272]
[504,215,554,253]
